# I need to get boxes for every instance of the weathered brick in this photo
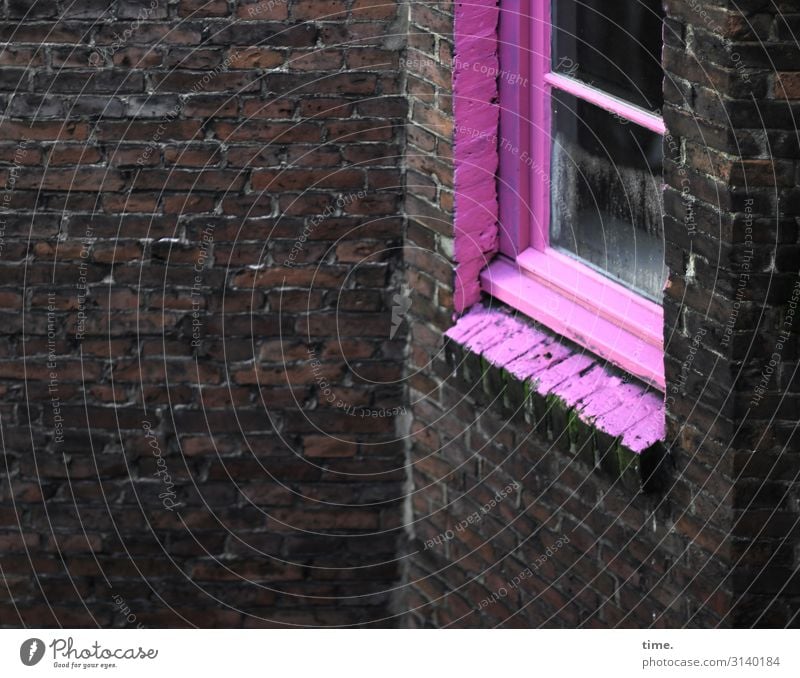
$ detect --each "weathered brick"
[2,0,797,634]
[0,0,405,631]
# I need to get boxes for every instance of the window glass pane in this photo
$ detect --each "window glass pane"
[552,0,664,111]
[549,90,665,301]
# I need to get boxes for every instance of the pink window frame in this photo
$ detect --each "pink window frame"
[477,0,666,390]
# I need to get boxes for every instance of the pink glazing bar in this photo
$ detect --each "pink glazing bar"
[528,0,552,250]
[497,0,532,257]
[544,72,666,135]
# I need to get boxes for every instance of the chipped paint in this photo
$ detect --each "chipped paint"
[445,306,666,454]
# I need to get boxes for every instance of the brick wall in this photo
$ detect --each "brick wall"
[0,0,408,627]
[1,0,798,630]
[403,0,800,627]
[662,0,800,625]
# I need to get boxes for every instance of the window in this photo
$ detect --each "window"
[481,0,666,389]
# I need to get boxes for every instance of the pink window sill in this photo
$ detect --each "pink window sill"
[445,305,666,455]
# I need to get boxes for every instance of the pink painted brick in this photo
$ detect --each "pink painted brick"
[452,0,500,314]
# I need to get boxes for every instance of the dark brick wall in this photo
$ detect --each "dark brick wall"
[0,0,408,627]
[402,1,800,627]
[1,0,798,630]
[662,0,800,625]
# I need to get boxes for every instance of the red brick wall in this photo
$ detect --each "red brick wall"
[2,0,798,630]
[661,0,800,625]
[0,0,408,627]
[403,1,800,627]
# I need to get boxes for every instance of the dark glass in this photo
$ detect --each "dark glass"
[552,0,664,111]
[549,90,666,301]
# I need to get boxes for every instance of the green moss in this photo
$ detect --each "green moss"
[566,407,580,447]
[480,356,492,396]
[447,337,653,493]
